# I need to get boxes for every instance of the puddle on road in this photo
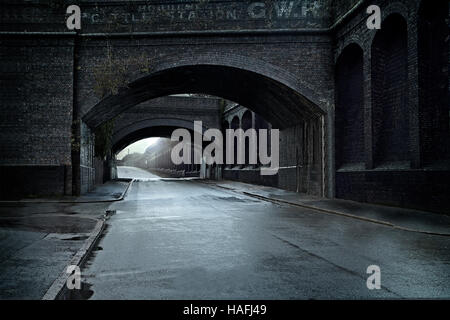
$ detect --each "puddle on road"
[64,282,94,300]
[112,193,122,199]
[210,196,259,203]
[61,211,80,215]
[65,224,112,300]
[61,235,89,241]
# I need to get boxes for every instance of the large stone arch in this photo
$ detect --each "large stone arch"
[112,118,209,154]
[82,53,326,130]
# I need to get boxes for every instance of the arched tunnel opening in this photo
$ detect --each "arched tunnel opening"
[111,119,205,180]
[81,63,327,198]
[109,97,280,182]
[115,137,186,180]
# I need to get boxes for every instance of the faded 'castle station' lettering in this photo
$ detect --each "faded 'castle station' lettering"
[105,1,324,22]
[1,0,329,32]
[82,1,326,28]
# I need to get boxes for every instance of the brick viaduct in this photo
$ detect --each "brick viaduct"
[0,0,449,214]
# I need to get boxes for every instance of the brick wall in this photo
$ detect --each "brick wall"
[1,0,449,214]
[113,95,222,142]
[80,121,95,194]
[418,0,450,166]
[334,0,450,213]
[0,35,74,198]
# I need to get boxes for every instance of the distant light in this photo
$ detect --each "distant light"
[116,137,160,160]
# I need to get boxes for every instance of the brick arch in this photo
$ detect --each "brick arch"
[371,13,409,166]
[335,37,364,63]
[132,53,324,112]
[112,118,208,154]
[241,110,252,130]
[335,43,365,169]
[367,3,410,47]
[82,53,326,130]
[230,116,240,129]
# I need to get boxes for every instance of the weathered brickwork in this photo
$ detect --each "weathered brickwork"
[0,1,334,33]
[112,95,222,152]
[372,14,409,165]
[335,44,364,168]
[222,104,280,190]
[0,0,448,214]
[77,35,333,127]
[0,37,73,166]
[80,121,95,194]
[418,0,450,166]
[334,0,450,213]
[330,0,360,23]
[222,104,324,196]
[0,36,74,198]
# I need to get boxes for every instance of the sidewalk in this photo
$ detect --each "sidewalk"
[0,180,128,299]
[0,179,132,204]
[206,180,450,236]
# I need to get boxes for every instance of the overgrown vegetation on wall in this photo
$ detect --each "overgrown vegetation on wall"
[219,98,227,115]
[94,118,115,159]
[93,45,151,98]
[92,44,151,158]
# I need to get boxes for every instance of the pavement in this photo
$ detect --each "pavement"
[0,180,131,203]
[206,180,450,236]
[76,167,450,300]
[0,181,129,299]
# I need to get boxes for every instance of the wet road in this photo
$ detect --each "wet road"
[81,178,450,299]
[117,166,162,179]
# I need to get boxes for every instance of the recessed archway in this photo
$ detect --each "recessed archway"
[335,43,365,169]
[82,55,326,130]
[371,14,409,166]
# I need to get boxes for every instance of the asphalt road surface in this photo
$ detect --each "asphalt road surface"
[117,166,162,179]
[80,169,450,299]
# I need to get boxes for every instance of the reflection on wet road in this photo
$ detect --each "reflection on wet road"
[81,178,450,299]
[117,166,162,180]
